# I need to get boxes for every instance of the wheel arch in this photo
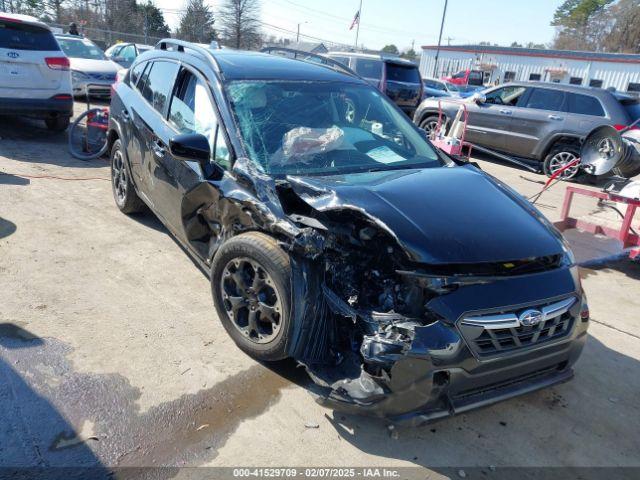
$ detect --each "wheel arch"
[539,134,582,160]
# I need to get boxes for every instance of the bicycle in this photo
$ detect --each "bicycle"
[68,84,111,160]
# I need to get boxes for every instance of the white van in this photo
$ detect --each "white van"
[0,13,73,131]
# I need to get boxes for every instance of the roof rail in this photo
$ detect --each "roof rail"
[260,47,364,81]
[155,38,222,75]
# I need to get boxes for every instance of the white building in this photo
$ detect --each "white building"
[420,44,640,94]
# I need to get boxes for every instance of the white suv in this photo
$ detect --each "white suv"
[0,13,73,131]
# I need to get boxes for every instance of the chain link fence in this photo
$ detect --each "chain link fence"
[50,23,165,49]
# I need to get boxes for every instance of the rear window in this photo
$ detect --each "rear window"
[386,63,420,83]
[621,99,640,122]
[0,20,60,51]
[354,58,382,79]
[567,93,605,117]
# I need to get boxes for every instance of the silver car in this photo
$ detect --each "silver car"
[415,82,640,178]
[55,34,121,97]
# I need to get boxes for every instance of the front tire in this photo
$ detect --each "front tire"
[419,115,443,139]
[110,139,144,214]
[211,232,293,361]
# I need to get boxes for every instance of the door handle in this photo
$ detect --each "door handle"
[548,114,564,121]
[499,109,512,115]
[151,138,166,158]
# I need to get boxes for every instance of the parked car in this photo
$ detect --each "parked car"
[445,69,485,86]
[422,78,484,100]
[105,42,152,68]
[0,13,72,131]
[325,51,423,117]
[55,34,120,97]
[422,78,457,99]
[415,82,640,179]
[108,40,588,423]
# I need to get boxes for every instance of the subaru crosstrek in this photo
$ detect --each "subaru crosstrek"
[107,41,589,424]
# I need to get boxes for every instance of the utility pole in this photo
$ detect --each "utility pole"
[297,23,300,42]
[354,0,362,50]
[433,0,448,77]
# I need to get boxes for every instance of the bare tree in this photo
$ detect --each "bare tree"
[218,0,261,50]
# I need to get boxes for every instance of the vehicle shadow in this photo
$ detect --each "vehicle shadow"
[0,217,17,240]
[0,111,107,170]
[0,323,111,479]
[319,333,640,469]
[0,172,30,186]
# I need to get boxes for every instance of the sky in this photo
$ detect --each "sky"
[155,0,565,51]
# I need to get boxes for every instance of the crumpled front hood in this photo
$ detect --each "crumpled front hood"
[286,165,564,265]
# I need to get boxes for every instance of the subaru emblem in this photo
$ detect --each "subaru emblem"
[519,309,543,327]
[7,51,20,59]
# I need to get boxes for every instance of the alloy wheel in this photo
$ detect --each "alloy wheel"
[548,151,579,179]
[112,149,128,203]
[220,257,282,344]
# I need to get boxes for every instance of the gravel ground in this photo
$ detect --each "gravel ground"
[0,110,639,477]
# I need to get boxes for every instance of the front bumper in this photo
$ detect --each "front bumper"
[0,97,73,118]
[73,79,113,97]
[317,267,589,425]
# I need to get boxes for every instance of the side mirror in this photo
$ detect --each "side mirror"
[471,92,486,104]
[169,133,211,171]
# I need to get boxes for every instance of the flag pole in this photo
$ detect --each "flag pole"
[354,0,363,50]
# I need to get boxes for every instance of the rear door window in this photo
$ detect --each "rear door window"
[141,60,180,115]
[567,93,605,117]
[330,55,350,67]
[354,58,382,80]
[0,20,60,51]
[525,88,566,111]
[129,61,146,88]
[386,63,420,83]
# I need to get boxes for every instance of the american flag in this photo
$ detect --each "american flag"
[349,10,360,30]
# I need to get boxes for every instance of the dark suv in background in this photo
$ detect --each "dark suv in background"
[415,82,640,179]
[326,51,423,117]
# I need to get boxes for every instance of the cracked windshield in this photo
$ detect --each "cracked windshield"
[227,81,445,176]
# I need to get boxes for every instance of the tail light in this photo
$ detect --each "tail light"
[614,124,640,132]
[45,57,70,71]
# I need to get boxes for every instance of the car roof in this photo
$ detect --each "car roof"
[55,33,91,41]
[326,51,418,66]
[199,49,365,83]
[504,81,625,97]
[0,12,51,30]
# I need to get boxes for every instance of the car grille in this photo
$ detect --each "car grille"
[88,73,116,82]
[458,297,576,358]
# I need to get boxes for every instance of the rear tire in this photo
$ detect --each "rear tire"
[45,116,70,132]
[110,139,144,214]
[543,144,582,181]
[211,232,293,361]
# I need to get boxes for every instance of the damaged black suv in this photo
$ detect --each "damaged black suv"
[108,40,589,424]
